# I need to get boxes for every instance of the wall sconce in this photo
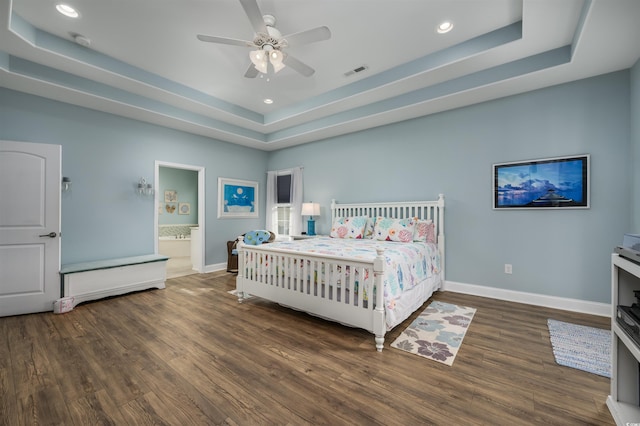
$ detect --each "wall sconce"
[61,177,72,192]
[137,177,154,196]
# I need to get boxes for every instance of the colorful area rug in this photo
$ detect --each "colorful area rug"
[391,301,476,366]
[547,319,611,378]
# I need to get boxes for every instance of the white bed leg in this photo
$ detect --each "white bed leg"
[373,248,386,352]
[375,335,384,352]
[236,236,246,304]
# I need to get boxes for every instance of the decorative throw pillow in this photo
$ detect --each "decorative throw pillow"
[330,216,368,239]
[413,219,435,243]
[244,230,272,245]
[373,217,416,242]
[363,217,377,239]
[425,221,436,244]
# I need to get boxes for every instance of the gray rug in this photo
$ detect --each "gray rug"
[547,319,610,378]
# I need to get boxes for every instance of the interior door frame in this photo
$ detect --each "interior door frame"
[154,161,205,273]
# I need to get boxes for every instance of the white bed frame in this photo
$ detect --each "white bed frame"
[235,194,445,351]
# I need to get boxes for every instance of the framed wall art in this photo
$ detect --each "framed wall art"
[217,177,258,218]
[493,155,590,209]
[164,190,177,202]
[178,202,191,215]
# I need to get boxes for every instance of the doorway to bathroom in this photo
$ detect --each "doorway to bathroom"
[154,161,205,279]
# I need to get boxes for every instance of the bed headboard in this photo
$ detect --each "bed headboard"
[331,194,444,239]
[330,194,445,279]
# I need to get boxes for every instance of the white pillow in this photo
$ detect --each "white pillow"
[330,216,368,239]
[373,217,416,242]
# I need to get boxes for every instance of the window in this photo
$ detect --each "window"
[276,173,292,236]
[276,206,290,235]
[266,167,302,237]
[277,173,291,204]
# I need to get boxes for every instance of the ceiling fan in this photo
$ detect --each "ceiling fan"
[197,0,331,78]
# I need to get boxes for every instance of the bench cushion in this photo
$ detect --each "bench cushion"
[61,254,169,274]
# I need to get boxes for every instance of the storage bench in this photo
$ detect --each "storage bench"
[60,254,169,309]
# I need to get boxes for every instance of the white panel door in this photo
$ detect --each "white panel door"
[0,141,61,316]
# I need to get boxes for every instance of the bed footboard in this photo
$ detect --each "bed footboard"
[236,239,387,351]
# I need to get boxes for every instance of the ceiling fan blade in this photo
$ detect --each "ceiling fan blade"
[239,0,268,35]
[282,54,315,77]
[197,34,254,47]
[244,64,260,78]
[284,26,331,47]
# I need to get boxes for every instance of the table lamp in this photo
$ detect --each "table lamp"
[301,202,320,236]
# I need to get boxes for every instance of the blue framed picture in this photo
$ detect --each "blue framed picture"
[493,155,590,209]
[217,177,259,218]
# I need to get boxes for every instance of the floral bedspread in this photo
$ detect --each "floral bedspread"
[263,237,441,327]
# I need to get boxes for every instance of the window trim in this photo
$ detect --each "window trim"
[274,171,293,236]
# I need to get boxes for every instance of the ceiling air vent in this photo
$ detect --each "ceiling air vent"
[344,65,368,77]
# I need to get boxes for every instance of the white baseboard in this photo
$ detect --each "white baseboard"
[204,262,226,273]
[443,280,611,317]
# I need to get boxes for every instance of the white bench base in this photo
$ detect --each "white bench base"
[60,255,168,309]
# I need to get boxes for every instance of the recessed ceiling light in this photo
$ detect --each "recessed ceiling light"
[56,4,79,18]
[263,98,274,104]
[436,21,453,34]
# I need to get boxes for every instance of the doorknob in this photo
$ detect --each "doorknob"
[39,232,57,238]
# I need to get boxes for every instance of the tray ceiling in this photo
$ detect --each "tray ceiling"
[1,0,639,150]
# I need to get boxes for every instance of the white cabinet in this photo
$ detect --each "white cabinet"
[607,253,640,424]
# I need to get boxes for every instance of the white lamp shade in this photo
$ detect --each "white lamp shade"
[269,50,283,63]
[270,50,285,72]
[271,60,285,73]
[301,202,320,216]
[249,50,265,66]
[253,61,268,74]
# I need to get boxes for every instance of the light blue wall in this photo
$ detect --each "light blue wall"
[632,59,640,232]
[268,71,632,304]
[158,167,198,226]
[0,87,268,265]
[0,70,633,305]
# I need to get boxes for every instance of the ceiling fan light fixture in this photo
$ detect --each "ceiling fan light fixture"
[197,4,330,78]
[272,61,285,73]
[270,50,282,61]
[270,50,285,73]
[253,60,268,74]
[249,49,265,66]
[250,47,286,74]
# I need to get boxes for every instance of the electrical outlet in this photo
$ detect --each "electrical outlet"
[504,264,512,274]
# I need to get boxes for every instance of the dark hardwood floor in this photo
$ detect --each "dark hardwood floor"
[1,271,613,425]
